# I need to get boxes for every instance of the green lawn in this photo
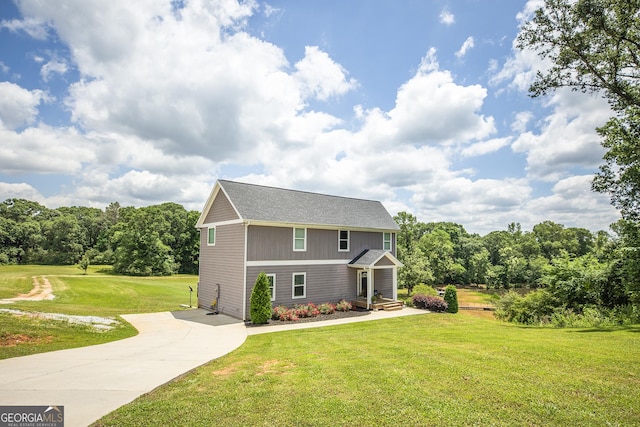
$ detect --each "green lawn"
[0,265,197,359]
[94,314,640,427]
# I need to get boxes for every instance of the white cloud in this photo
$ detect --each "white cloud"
[40,58,68,81]
[0,182,45,202]
[461,137,511,157]
[0,16,48,39]
[0,124,95,175]
[388,48,495,145]
[512,91,611,181]
[511,111,534,133]
[439,8,455,25]
[525,175,619,230]
[294,46,358,101]
[455,36,475,58]
[263,3,281,18]
[0,82,47,129]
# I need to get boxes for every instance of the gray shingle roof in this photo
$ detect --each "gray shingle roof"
[219,180,399,230]
[349,249,402,267]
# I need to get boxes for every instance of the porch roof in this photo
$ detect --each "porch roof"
[348,249,403,269]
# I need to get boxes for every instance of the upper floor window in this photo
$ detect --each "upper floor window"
[266,274,276,301]
[207,227,216,246]
[338,230,350,252]
[293,227,307,251]
[383,232,392,251]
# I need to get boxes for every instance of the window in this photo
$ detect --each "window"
[292,273,306,299]
[383,232,392,251]
[338,230,350,251]
[293,227,306,251]
[266,274,276,301]
[207,227,216,246]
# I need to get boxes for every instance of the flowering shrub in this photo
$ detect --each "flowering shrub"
[270,301,354,321]
[336,299,352,312]
[279,309,298,321]
[271,305,288,320]
[412,294,448,312]
[294,303,320,318]
[318,302,336,314]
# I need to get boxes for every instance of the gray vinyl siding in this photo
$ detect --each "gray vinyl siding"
[246,264,356,316]
[376,257,395,267]
[198,222,246,319]
[203,190,238,223]
[247,226,394,261]
[374,269,393,299]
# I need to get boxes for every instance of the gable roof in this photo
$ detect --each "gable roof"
[348,249,403,268]
[198,180,399,231]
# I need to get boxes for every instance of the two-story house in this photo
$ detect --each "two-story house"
[196,180,403,320]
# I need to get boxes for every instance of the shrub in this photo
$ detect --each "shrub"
[279,309,298,321]
[250,272,272,324]
[336,299,352,312]
[412,283,438,297]
[412,293,428,309]
[495,289,558,324]
[412,294,448,312]
[294,303,320,318]
[443,285,459,313]
[318,302,336,315]
[272,305,288,321]
[425,296,448,312]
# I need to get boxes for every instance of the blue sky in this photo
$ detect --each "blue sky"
[0,0,620,234]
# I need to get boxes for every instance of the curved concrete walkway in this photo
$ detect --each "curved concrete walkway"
[0,311,247,427]
[0,307,427,427]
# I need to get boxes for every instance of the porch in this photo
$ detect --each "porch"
[348,249,404,311]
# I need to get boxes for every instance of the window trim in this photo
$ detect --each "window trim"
[266,273,276,302]
[383,232,392,251]
[293,227,307,251]
[338,230,350,252]
[207,226,216,246]
[292,272,306,299]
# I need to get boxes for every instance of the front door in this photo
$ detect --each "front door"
[357,271,368,298]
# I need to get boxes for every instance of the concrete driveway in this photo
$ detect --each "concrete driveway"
[0,310,247,427]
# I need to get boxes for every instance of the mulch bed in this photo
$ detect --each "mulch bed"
[245,307,371,327]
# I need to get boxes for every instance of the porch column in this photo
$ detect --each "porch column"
[392,266,398,301]
[368,267,374,309]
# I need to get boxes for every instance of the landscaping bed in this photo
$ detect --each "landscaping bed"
[247,303,371,327]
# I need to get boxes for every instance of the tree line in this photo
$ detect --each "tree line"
[394,211,640,321]
[0,199,200,275]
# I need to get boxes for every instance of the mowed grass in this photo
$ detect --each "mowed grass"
[0,265,197,359]
[95,314,640,427]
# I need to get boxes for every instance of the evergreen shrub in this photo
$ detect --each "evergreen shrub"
[250,272,272,324]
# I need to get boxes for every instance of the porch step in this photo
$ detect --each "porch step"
[383,303,404,311]
[351,299,404,311]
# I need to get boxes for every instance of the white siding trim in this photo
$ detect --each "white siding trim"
[246,259,351,267]
[200,218,244,228]
[244,220,398,234]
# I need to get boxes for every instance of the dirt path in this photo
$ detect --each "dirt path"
[0,276,55,304]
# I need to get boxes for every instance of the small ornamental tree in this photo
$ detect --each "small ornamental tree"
[443,285,459,313]
[250,272,272,324]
